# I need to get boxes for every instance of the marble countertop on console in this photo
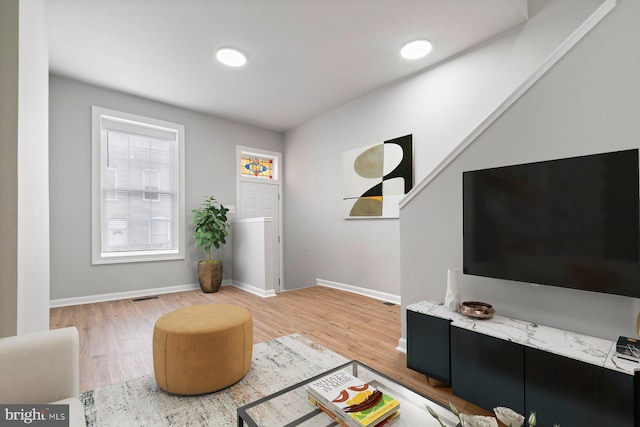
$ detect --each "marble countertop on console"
[407,301,637,376]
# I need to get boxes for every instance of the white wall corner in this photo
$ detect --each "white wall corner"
[231,281,277,298]
[514,0,529,20]
[17,0,50,334]
[396,337,407,353]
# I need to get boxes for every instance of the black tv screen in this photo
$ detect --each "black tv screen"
[463,149,640,298]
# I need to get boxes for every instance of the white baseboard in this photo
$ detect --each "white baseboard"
[230,281,277,298]
[50,278,279,307]
[49,281,233,307]
[316,278,401,305]
[396,337,407,353]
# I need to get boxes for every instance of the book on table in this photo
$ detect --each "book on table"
[308,394,401,427]
[306,395,350,427]
[307,371,400,427]
[617,336,640,359]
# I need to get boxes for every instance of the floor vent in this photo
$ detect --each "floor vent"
[383,301,395,306]
[132,296,159,302]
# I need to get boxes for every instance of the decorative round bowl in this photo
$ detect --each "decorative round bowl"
[459,301,495,319]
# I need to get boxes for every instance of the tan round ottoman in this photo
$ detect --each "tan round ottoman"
[152,303,253,395]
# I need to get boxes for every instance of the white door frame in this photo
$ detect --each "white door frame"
[236,146,284,291]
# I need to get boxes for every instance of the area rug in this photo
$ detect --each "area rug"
[81,333,349,426]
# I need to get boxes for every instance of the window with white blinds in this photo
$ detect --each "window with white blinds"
[91,107,185,264]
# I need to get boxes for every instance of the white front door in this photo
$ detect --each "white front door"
[239,181,280,291]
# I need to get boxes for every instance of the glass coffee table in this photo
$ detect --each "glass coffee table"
[237,360,460,426]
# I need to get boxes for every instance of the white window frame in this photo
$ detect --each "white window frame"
[91,106,185,264]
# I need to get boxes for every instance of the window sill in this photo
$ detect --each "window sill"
[92,250,184,265]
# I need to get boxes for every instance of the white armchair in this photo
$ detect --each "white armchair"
[0,327,86,427]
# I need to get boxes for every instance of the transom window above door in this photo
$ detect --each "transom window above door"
[240,152,278,180]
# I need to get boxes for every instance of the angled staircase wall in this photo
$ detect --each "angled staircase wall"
[398,0,640,343]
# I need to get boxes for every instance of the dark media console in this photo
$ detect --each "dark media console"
[407,302,639,427]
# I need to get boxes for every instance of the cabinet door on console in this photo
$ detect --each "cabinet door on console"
[525,347,634,427]
[451,327,525,414]
[406,310,451,384]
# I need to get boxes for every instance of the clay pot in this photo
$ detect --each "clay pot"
[198,260,223,293]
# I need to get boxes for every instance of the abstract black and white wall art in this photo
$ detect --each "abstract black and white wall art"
[343,134,413,219]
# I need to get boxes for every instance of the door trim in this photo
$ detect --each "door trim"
[236,146,283,291]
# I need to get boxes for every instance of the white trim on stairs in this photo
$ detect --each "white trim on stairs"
[399,0,616,211]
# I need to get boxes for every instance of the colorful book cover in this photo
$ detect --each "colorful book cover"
[308,372,400,427]
[309,393,400,427]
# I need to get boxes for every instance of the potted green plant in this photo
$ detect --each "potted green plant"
[192,195,230,293]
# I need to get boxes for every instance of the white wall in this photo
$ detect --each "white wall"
[17,0,50,334]
[401,0,640,341]
[231,218,275,298]
[0,0,50,336]
[283,0,608,297]
[49,76,283,301]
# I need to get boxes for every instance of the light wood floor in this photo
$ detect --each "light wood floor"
[50,285,488,416]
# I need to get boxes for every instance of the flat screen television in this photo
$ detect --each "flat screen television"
[463,149,640,298]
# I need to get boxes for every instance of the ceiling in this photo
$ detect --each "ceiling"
[47,1,528,132]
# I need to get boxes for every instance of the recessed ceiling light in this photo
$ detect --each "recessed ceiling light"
[400,39,433,60]
[216,47,247,67]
